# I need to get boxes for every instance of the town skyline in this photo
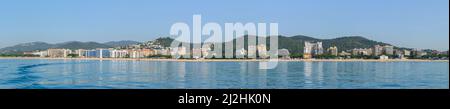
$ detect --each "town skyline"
[1,35,448,52]
[3,35,447,61]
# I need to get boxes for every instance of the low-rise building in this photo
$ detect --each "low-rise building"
[352,48,373,56]
[129,49,144,58]
[247,45,257,58]
[47,49,71,58]
[379,55,389,60]
[327,46,338,56]
[85,50,97,58]
[27,51,48,57]
[339,51,351,56]
[278,49,290,59]
[75,49,87,58]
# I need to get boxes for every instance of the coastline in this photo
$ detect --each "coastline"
[0,57,448,62]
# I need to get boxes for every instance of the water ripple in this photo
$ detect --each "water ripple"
[5,63,63,89]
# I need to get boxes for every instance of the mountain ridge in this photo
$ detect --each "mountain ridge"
[0,40,140,54]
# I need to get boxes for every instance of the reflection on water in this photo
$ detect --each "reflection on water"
[303,62,312,88]
[0,59,448,89]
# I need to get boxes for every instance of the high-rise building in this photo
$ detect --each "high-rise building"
[303,41,323,59]
[383,45,394,55]
[373,45,383,56]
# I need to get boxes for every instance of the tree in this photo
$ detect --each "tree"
[289,53,303,58]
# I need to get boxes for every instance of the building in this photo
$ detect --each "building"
[129,49,144,58]
[96,49,110,58]
[383,45,394,55]
[85,50,97,58]
[161,48,171,55]
[47,49,71,58]
[412,49,427,58]
[192,48,203,59]
[379,55,389,60]
[201,44,212,58]
[23,51,34,55]
[327,46,338,56]
[278,49,290,59]
[170,47,188,58]
[339,51,351,56]
[303,41,323,59]
[394,49,403,58]
[403,50,411,56]
[442,51,449,55]
[28,51,48,57]
[247,45,257,58]
[257,44,268,59]
[75,49,87,57]
[352,48,373,56]
[141,49,155,57]
[373,45,383,56]
[236,48,247,59]
[111,50,129,58]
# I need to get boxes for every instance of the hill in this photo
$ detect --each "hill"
[0,40,139,54]
[155,35,391,53]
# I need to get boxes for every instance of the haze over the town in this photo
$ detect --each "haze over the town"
[0,0,448,50]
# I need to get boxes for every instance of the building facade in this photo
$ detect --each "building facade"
[47,49,71,58]
[327,46,338,56]
[303,41,323,59]
[383,45,394,55]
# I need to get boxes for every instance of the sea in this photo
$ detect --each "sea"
[0,59,448,89]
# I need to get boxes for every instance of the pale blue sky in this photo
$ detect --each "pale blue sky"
[0,0,448,50]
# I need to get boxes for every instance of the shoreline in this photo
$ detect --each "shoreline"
[0,57,448,62]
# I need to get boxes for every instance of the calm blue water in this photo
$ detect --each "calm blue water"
[0,59,448,89]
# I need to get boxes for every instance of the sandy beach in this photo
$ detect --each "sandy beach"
[0,57,448,62]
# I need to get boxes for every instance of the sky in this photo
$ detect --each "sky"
[0,0,448,50]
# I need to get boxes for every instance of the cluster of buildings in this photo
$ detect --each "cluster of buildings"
[302,41,447,59]
[22,40,446,60]
[26,48,171,58]
[25,42,292,59]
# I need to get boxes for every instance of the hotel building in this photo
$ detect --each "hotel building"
[303,41,323,59]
